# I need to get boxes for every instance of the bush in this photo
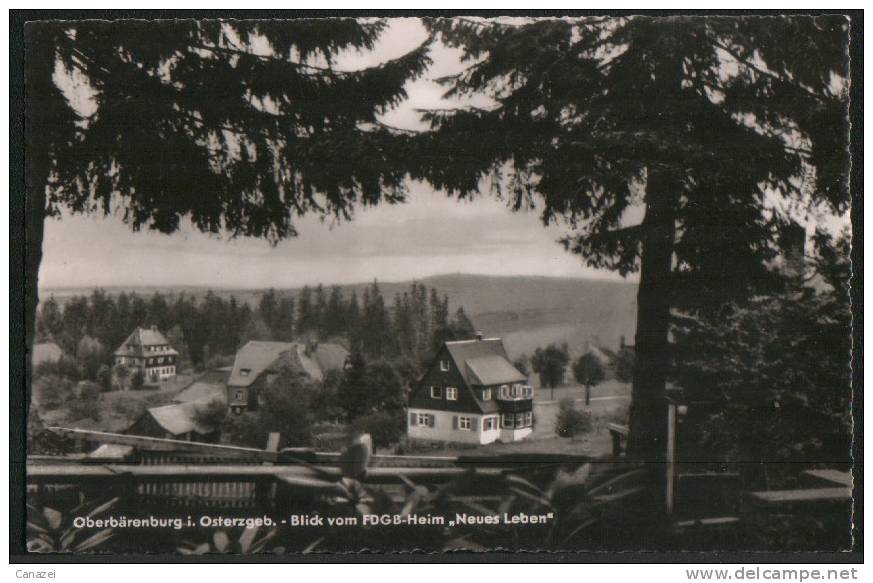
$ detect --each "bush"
[222,412,264,448]
[351,411,405,451]
[555,399,592,438]
[32,374,75,410]
[130,369,145,390]
[67,399,101,423]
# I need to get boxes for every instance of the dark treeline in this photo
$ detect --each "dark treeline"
[35,280,476,376]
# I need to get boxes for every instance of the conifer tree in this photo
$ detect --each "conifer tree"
[417,16,850,459]
[24,18,432,406]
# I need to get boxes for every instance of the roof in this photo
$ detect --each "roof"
[228,341,297,387]
[465,355,528,386]
[87,444,134,460]
[444,339,525,388]
[145,402,213,436]
[32,342,64,365]
[228,341,349,387]
[114,326,179,357]
[174,381,226,405]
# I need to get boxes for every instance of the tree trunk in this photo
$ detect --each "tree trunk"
[626,168,677,462]
[25,174,47,421]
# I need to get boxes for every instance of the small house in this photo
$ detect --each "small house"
[408,336,534,446]
[126,402,219,443]
[227,341,349,414]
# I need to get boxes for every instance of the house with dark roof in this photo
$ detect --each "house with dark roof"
[114,325,179,385]
[227,341,350,414]
[408,336,534,445]
[126,401,219,442]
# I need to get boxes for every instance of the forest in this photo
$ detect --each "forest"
[30,280,478,450]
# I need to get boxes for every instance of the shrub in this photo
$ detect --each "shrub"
[67,399,101,423]
[130,369,145,390]
[555,399,592,438]
[351,411,404,451]
[32,374,75,410]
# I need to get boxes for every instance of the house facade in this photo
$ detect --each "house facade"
[114,326,179,384]
[408,336,534,445]
[227,341,350,414]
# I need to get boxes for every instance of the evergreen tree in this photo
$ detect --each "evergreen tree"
[146,292,171,332]
[346,290,362,352]
[273,297,296,342]
[297,286,314,335]
[673,231,851,480]
[418,16,849,459]
[361,280,391,360]
[324,285,346,339]
[24,18,432,408]
[258,289,278,337]
[314,284,328,339]
[165,324,192,370]
[36,296,63,341]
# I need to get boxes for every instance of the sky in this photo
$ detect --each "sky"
[40,18,622,290]
[38,18,848,290]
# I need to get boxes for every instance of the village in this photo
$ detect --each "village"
[29,281,634,458]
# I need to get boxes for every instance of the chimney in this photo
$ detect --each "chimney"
[474,331,484,341]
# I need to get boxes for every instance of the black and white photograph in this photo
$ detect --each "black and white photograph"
[12,12,859,559]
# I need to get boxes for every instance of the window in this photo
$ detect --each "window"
[500,385,509,398]
[512,384,522,398]
[430,386,442,399]
[482,388,492,401]
[522,386,533,399]
[417,413,433,427]
[483,416,497,431]
[525,412,533,427]
[240,368,251,377]
[235,390,245,402]
[440,359,450,372]
[501,414,514,429]
[515,413,526,428]
[446,387,458,400]
[458,416,472,430]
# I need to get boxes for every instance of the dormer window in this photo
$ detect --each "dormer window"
[482,388,492,401]
[240,368,251,377]
[440,359,450,372]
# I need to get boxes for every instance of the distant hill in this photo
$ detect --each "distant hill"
[40,273,638,359]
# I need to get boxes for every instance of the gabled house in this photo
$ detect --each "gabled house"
[114,325,179,384]
[408,336,534,445]
[126,401,219,443]
[227,341,350,414]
